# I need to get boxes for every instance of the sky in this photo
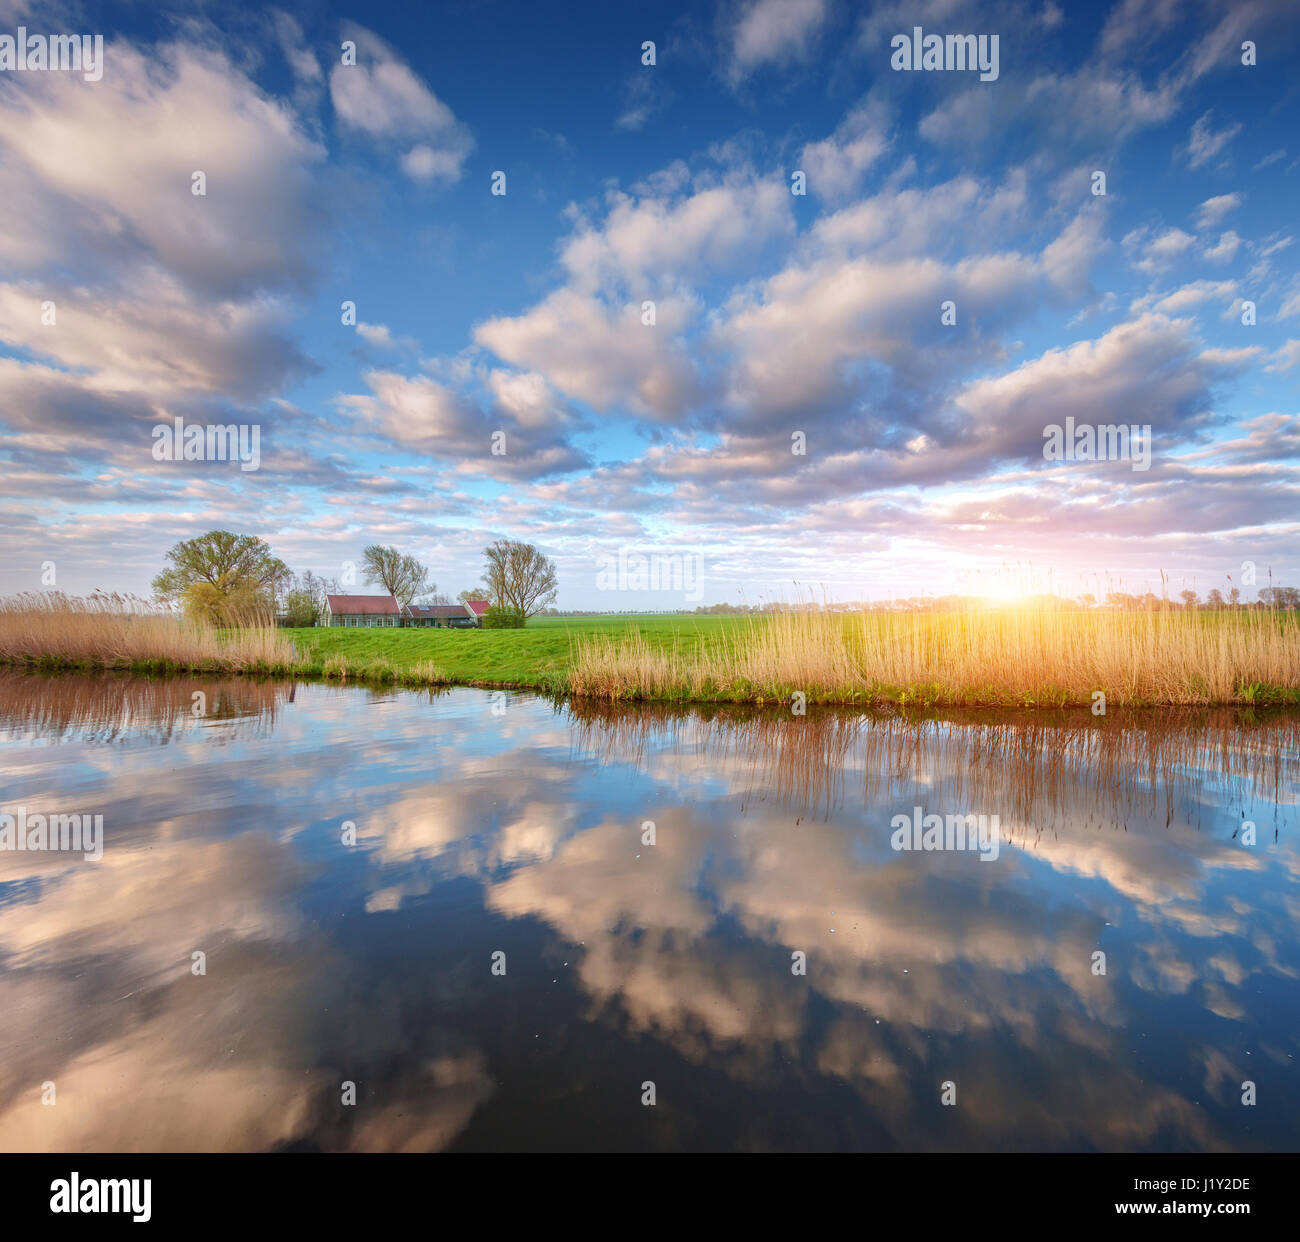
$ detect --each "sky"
[0,0,1297,609]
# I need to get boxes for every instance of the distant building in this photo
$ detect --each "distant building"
[324,594,491,627]
[324,594,402,627]
[406,603,480,628]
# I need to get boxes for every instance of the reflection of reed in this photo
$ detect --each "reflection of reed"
[0,671,295,743]
[568,701,1300,832]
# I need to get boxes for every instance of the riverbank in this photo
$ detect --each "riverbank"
[3,599,1299,707]
[569,608,1300,707]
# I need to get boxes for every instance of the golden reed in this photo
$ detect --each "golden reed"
[569,607,1300,706]
[0,592,296,673]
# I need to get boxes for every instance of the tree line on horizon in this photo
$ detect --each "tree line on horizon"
[691,587,1300,614]
[149,530,558,627]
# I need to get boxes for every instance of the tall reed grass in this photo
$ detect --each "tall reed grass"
[570,606,1300,706]
[0,592,297,674]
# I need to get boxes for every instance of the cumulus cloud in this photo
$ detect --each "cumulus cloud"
[338,368,591,481]
[474,171,795,417]
[1195,193,1242,229]
[1130,280,1236,315]
[726,0,829,79]
[330,24,473,183]
[1203,230,1241,262]
[797,96,890,202]
[477,289,706,418]
[953,314,1232,464]
[1123,226,1196,273]
[0,6,1293,601]
[0,38,325,475]
[0,41,325,298]
[0,279,312,403]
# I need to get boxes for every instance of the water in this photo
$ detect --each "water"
[0,671,1297,1152]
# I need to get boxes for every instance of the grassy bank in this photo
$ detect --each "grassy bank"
[3,596,1298,706]
[284,614,740,691]
[0,597,734,691]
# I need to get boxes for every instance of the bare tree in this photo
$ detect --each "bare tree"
[361,545,432,607]
[481,539,557,617]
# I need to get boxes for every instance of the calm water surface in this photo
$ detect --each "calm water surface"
[1,672,1297,1151]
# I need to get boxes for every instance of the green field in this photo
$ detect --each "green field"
[7,607,1297,707]
[284,614,746,692]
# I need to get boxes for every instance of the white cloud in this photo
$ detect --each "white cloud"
[954,314,1228,459]
[0,41,325,298]
[559,175,794,293]
[797,97,890,202]
[1185,110,1242,168]
[1123,226,1196,273]
[330,25,473,183]
[1195,193,1241,229]
[339,370,588,480]
[473,172,795,417]
[728,0,828,79]
[1203,231,1241,262]
[615,73,670,132]
[0,38,324,466]
[1131,280,1236,315]
[920,70,1179,151]
[1266,340,1300,372]
[476,288,705,418]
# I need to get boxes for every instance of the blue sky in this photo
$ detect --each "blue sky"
[1,0,1297,607]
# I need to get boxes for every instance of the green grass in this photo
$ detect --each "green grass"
[283,614,747,692]
[8,609,1297,707]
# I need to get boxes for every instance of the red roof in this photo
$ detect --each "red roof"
[327,593,400,615]
[407,604,473,618]
[465,599,491,616]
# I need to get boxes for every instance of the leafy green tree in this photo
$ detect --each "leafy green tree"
[298,571,332,622]
[153,531,289,622]
[482,605,526,629]
[281,590,318,627]
[181,577,276,626]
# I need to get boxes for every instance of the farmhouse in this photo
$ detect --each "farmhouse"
[405,600,491,628]
[325,594,402,627]
[324,594,491,627]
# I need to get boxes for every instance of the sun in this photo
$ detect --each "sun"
[981,584,1030,606]
[974,568,1038,606]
